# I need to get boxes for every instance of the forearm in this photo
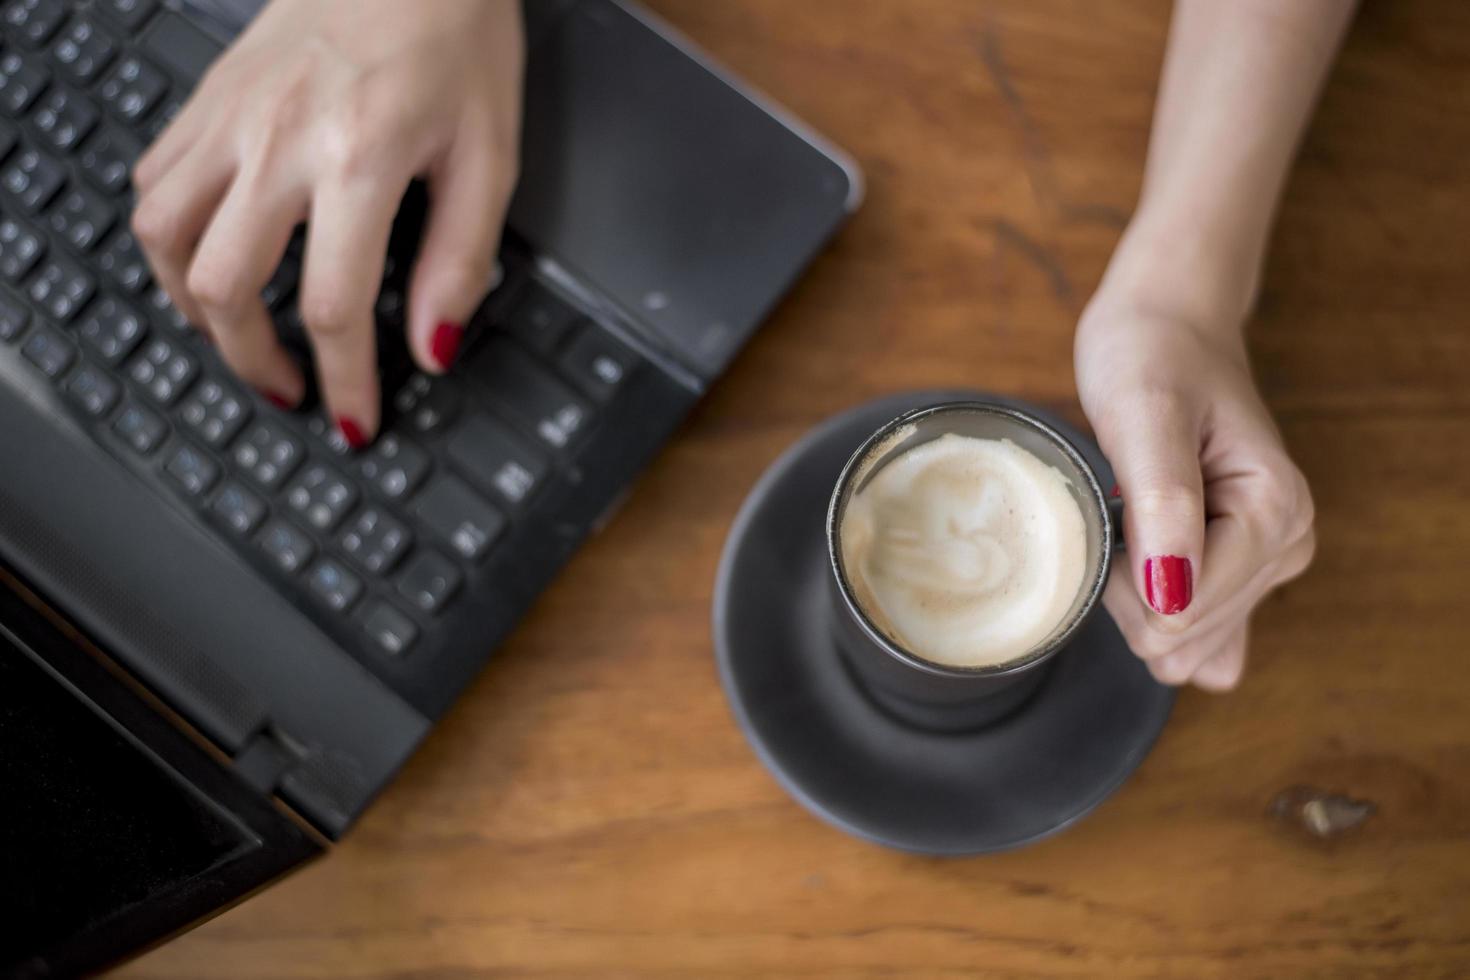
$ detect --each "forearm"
[1101,0,1357,327]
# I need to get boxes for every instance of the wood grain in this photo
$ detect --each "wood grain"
[118,1,1470,976]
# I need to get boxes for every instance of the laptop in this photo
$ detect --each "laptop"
[0,0,860,974]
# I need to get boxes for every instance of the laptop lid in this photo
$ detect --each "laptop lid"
[0,570,322,979]
[185,0,863,382]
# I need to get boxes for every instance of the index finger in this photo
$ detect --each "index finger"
[298,178,407,447]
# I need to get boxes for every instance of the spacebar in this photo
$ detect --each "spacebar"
[140,12,226,83]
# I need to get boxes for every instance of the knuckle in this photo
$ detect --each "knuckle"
[320,83,403,182]
[248,71,313,165]
[131,195,187,253]
[321,124,383,182]
[1130,483,1202,525]
[1130,624,1182,660]
[1149,654,1192,686]
[1256,460,1315,540]
[186,256,253,311]
[298,286,359,337]
[434,253,498,303]
[1280,529,1317,581]
[1299,527,1318,566]
[1196,668,1242,693]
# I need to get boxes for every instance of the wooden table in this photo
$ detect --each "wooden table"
[120,1,1470,976]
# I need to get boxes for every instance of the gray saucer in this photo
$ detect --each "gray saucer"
[712,391,1175,855]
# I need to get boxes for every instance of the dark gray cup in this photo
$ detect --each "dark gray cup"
[826,402,1116,732]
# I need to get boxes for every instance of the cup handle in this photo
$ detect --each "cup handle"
[1108,495,1126,553]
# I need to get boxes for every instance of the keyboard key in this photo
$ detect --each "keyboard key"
[96,228,148,293]
[51,17,118,84]
[146,282,189,333]
[2,142,66,212]
[393,373,460,435]
[396,549,461,615]
[284,461,359,532]
[258,518,314,575]
[0,52,48,115]
[110,397,164,454]
[77,125,139,194]
[0,215,44,280]
[374,279,403,323]
[163,439,218,496]
[97,53,166,124]
[340,507,412,575]
[47,185,115,251]
[446,410,548,507]
[19,323,70,376]
[140,12,223,87]
[233,420,304,492]
[27,253,93,320]
[3,0,67,48]
[305,557,363,613]
[560,324,637,402]
[210,479,266,536]
[304,411,353,457]
[0,288,28,340]
[97,0,158,33]
[29,85,98,153]
[358,432,431,501]
[468,339,591,451]
[410,474,505,563]
[77,295,145,364]
[260,249,298,310]
[141,94,180,142]
[178,377,250,448]
[126,335,196,404]
[361,600,418,657]
[62,359,119,416]
[502,280,579,354]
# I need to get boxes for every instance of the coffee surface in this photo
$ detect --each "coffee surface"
[839,434,1088,667]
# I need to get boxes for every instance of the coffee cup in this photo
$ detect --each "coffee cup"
[826,402,1117,732]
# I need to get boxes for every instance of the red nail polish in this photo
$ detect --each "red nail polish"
[263,391,293,411]
[1144,555,1193,615]
[336,416,369,450]
[430,321,464,370]
[1110,484,1122,499]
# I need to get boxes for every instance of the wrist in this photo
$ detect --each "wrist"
[1096,203,1264,335]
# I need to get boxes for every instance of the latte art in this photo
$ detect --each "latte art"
[839,434,1088,667]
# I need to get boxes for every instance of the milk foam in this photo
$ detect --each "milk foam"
[839,434,1088,667]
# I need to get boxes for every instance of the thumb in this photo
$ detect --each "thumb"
[407,129,517,374]
[1100,394,1206,629]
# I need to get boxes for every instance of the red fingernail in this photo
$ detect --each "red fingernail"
[336,416,369,450]
[1110,484,1122,498]
[1144,555,1193,615]
[430,320,464,370]
[262,390,293,411]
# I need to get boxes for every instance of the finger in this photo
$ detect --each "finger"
[406,118,516,374]
[131,145,234,330]
[1099,391,1205,628]
[1147,620,1243,686]
[1190,629,1250,692]
[1190,452,1314,618]
[186,172,307,407]
[1106,528,1313,661]
[299,178,407,447]
[134,89,216,194]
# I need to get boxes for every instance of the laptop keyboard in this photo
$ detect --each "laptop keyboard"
[0,1,653,666]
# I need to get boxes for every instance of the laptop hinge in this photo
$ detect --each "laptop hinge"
[233,726,307,796]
